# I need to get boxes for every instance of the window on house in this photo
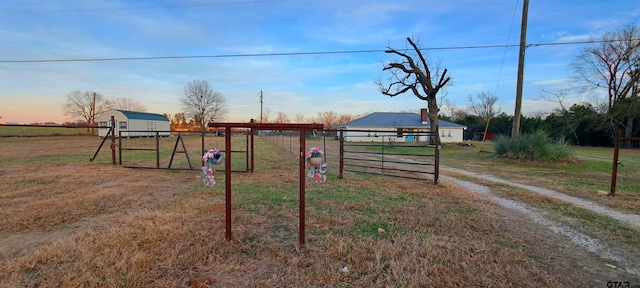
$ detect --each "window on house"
[98,121,108,127]
[397,128,404,138]
[119,121,128,129]
[147,122,156,131]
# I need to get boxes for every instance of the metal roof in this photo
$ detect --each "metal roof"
[339,112,466,129]
[118,110,169,121]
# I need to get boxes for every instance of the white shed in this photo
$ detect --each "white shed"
[337,109,467,143]
[98,109,170,137]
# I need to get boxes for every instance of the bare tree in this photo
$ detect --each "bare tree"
[293,114,306,123]
[572,23,640,137]
[539,89,581,144]
[274,111,290,123]
[110,97,147,112]
[62,90,112,130]
[441,97,465,122]
[180,80,227,131]
[377,37,451,141]
[317,111,339,129]
[260,108,271,123]
[337,114,353,126]
[467,92,501,122]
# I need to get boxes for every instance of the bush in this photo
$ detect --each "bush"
[494,130,576,162]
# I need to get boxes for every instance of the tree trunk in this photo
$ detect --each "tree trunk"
[428,99,440,144]
[625,116,633,140]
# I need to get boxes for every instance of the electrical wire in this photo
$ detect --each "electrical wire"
[1,39,636,64]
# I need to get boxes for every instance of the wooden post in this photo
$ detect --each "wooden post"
[610,130,621,196]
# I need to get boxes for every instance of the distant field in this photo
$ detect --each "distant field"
[0,125,94,136]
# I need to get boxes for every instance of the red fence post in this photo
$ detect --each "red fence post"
[225,126,232,241]
[339,130,344,179]
[299,128,306,246]
[250,129,255,173]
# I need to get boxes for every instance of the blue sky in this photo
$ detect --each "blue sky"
[0,0,638,124]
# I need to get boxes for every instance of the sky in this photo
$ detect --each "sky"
[0,0,638,124]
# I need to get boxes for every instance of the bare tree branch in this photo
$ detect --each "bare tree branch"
[378,37,452,142]
[180,80,227,131]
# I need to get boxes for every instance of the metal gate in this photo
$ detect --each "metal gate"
[338,129,440,183]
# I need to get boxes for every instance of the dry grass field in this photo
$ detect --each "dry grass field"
[0,135,637,287]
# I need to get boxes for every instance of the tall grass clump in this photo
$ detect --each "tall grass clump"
[494,130,576,162]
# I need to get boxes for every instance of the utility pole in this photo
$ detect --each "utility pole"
[511,0,529,139]
[260,90,263,123]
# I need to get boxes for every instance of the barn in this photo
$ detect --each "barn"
[97,109,170,137]
[338,109,467,143]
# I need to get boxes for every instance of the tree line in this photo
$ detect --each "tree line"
[163,110,357,131]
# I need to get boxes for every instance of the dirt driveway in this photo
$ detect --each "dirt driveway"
[259,138,640,284]
[440,166,640,284]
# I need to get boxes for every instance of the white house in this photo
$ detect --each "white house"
[98,109,170,137]
[337,109,467,143]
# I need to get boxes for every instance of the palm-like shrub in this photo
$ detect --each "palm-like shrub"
[494,130,576,162]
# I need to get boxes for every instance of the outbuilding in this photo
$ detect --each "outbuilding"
[97,109,170,137]
[338,109,467,143]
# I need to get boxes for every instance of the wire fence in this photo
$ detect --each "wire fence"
[263,129,440,182]
[115,130,250,172]
[263,130,341,177]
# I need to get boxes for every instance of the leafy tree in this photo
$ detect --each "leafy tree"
[62,90,111,130]
[180,80,227,131]
[172,113,187,129]
[456,114,484,140]
[489,113,515,136]
[572,23,640,137]
[377,37,451,142]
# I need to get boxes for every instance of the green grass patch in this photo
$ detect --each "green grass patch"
[0,126,94,136]
[441,140,639,197]
[347,221,395,239]
[490,183,640,248]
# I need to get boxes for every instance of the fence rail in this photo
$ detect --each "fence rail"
[339,129,440,183]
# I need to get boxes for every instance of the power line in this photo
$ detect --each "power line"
[1,39,636,64]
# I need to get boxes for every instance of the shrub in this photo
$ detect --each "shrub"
[494,130,576,162]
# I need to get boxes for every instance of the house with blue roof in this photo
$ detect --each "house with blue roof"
[97,109,170,137]
[338,109,467,143]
